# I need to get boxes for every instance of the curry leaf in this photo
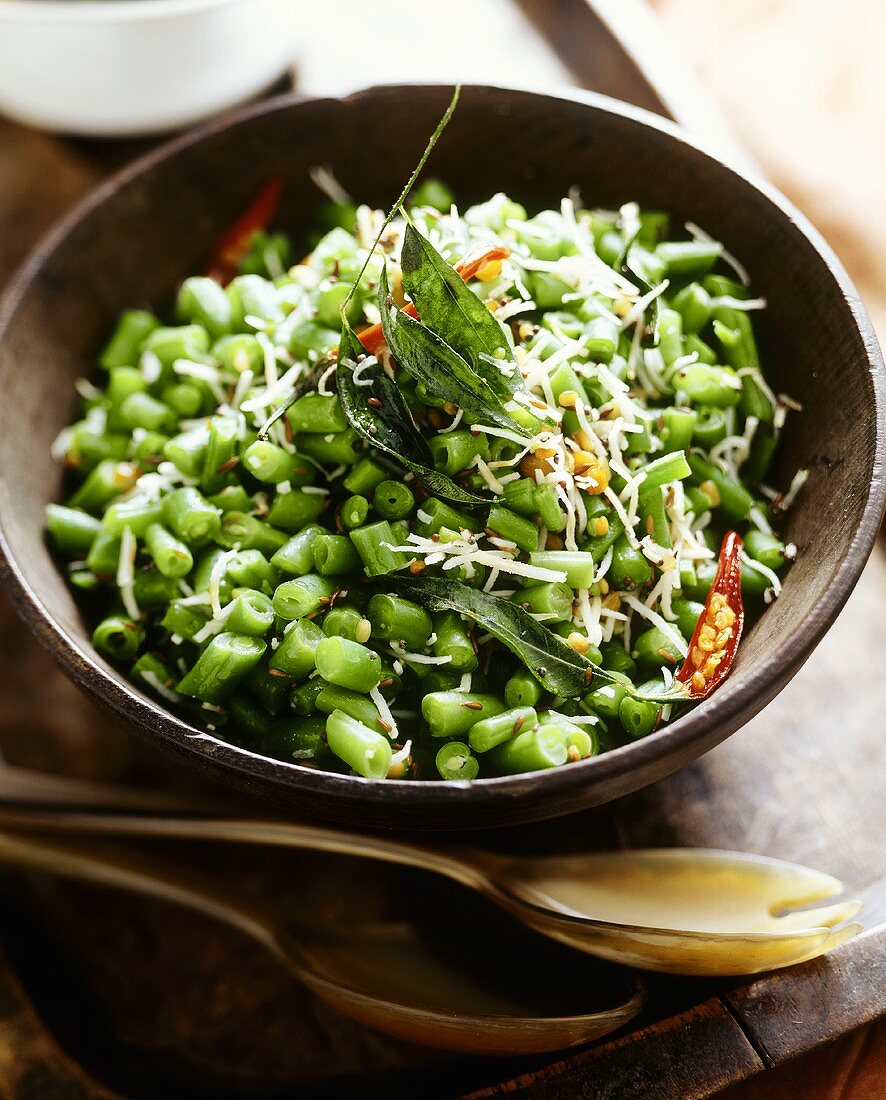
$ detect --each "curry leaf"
[335,325,490,507]
[400,224,518,397]
[378,267,523,435]
[383,574,688,703]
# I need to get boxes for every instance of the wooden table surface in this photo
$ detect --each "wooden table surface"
[0,2,883,1097]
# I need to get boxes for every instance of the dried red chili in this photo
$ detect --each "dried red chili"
[205,176,284,285]
[355,242,511,355]
[676,530,744,699]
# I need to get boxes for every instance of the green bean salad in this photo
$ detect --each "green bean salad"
[46,175,801,782]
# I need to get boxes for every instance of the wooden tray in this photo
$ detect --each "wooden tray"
[0,2,883,1096]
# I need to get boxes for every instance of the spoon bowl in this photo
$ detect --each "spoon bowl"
[0,84,883,828]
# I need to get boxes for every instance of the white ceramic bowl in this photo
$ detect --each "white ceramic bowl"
[0,0,298,136]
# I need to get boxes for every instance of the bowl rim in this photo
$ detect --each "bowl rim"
[0,0,252,24]
[1,81,884,812]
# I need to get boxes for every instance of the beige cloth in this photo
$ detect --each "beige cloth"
[659,0,886,339]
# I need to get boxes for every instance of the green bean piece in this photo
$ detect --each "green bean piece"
[619,693,661,738]
[584,514,624,563]
[435,741,480,781]
[326,709,392,779]
[315,636,382,694]
[273,574,338,620]
[227,693,273,744]
[290,678,325,716]
[692,406,729,448]
[583,681,628,720]
[512,581,574,621]
[671,362,742,408]
[226,590,275,637]
[263,716,326,763]
[142,324,210,372]
[609,534,653,589]
[536,710,597,755]
[744,529,786,571]
[144,523,193,578]
[130,570,180,609]
[599,640,637,680]
[269,618,323,678]
[101,309,159,369]
[92,615,143,661]
[131,652,178,699]
[687,454,753,521]
[131,430,170,466]
[118,392,173,433]
[298,429,362,467]
[213,333,264,373]
[68,459,139,513]
[322,606,365,642]
[46,504,102,555]
[469,706,537,753]
[201,416,241,494]
[638,488,671,548]
[431,611,478,673]
[312,533,363,576]
[533,484,567,532]
[741,560,776,598]
[670,598,704,641]
[271,525,324,576]
[242,440,298,484]
[657,308,684,365]
[528,551,597,589]
[101,497,163,538]
[422,691,505,738]
[176,276,233,338]
[504,667,544,709]
[176,632,266,704]
[227,274,284,327]
[414,498,483,537]
[636,450,691,494]
[343,457,389,496]
[428,431,488,477]
[659,408,697,453]
[162,487,221,545]
[340,494,370,529]
[706,275,773,424]
[227,549,271,589]
[656,239,721,277]
[244,659,289,715]
[217,512,288,555]
[361,592,430,651]
[85,529,121,576]
[287,393,348,434]
[670,282,712,333]
[207,485,253,514]
[350,520,409,576]
[267,489,327,531]
[488,725,568,774]
[316,684,383,730]
[163,424,210,477]
[633,626,686,671]
[162,381,205,418]
[373,480,416,522]
[486,505,538,554]
[65,423,129,470]
[161,599,211,641]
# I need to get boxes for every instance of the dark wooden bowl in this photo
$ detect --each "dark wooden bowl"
[0,84,883,829]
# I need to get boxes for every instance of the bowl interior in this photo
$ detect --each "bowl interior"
[0,85,882,827]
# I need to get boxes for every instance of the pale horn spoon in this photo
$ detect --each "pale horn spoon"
[0,767,862,976]
[0,828,645,1055]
